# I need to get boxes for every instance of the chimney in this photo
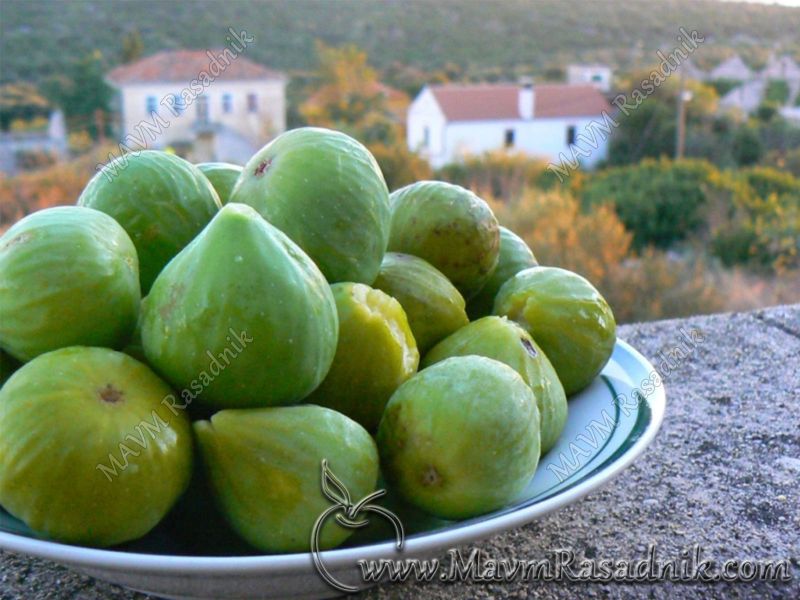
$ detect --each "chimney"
[518,78,534,120]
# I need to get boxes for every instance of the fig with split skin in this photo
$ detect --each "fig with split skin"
[79,150,222,293]
[377,355,540,520]
[388,181,500,299]
[197,162,243,204]
[0,206,140,362]
[194,405,379,553]
[467,226,538,320]
[305,282,419,432]
[0,347,193,547]
[230,127,390,284]
[423,316,567,454]
[141,203,338,410]
[372,252,468,353]
[494,266,616,396]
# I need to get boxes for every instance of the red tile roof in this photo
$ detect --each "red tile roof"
[429,83,611,121]
[107,50,284,85]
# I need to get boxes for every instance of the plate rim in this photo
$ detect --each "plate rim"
[0,338,665,575]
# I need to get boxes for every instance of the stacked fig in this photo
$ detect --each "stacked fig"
[0,127,615,553]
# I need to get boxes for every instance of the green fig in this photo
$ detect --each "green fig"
[423,316,567,454]
[467,227,537,319]
[377,355,540,520]
[0,206,140,362]
[79,150,222,293]
[494,266,616,396]
[141,203,338,410]
[372,253,469,353]
[388,181,500,299]
[230,127,390,284]
[0,347,192,547]
[194,405,379,552]
[197,162,242,204]
[306,282,419,432]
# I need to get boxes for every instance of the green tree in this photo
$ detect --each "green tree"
[121,29,144,64]
[43,50,113,140]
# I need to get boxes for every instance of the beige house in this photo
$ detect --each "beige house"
[107,50,286,163]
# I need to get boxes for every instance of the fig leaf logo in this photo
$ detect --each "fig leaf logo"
[311,459,405,593]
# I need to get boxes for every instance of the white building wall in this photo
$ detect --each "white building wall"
[432,117,609,169]
[406,87,447,165]
[118,79,286,148]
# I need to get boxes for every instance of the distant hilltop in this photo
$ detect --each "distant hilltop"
[2,0,799,84]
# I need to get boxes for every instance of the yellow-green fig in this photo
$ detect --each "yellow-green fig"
[494,266,616,395]
[372,253,468,353]
[0,206,140,362]
[194,405,379,553]
[423,316,567,454]
[467,227,537,320]
[230,127,390,284]
[388,181,500,299]
[141,203,338,410]
[306,283,419,432]
[0,347,192,547]
[197,162,242,204]
[377,356,540,520]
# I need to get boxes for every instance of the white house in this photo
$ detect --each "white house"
[106,50,286,164]
[407,83,613,169]
[708,55,753,81]
[566,64,612,92]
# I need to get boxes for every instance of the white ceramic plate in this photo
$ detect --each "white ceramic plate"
[0,338,665,600]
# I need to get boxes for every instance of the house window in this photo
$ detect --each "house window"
[173,93,186,115]
[145,96,157,114]
[247,93,258,113]
[423,126,430,148]
[196,95,209,123]
[504,128,515,148]
[566,125,576,146]
[222,93,233,114]
[592,74,603,82]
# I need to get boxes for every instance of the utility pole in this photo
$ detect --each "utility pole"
[675,71,692,160]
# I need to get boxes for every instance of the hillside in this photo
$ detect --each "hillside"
[2,0,800,84]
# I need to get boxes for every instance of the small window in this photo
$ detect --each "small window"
[222,93,233,114]
[504,129,515,148]
[566,125,576,146]
[591,74,603,82]
[247,93,258,113]
[173,93,186,115]
[145,96,157,114]
[423,126,430,148]
[196,95,209,123]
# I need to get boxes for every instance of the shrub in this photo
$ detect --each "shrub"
[486,188,724,322]
[579,158,718,249]
[368,141,432,192]
[437,150,552,201]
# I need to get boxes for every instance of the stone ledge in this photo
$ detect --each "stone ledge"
[1,305,798,599]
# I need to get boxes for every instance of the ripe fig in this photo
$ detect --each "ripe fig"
[194,405,379,552]
[423,316,567,454]
[197,162,242,204]
[494,266,616,395]
[377,355,540,520]
[141,203,338,410]
[0,347,192,547]
[79,150,222,292]
[388,181,499,299]
[467,226,537,319]
[372,253,468,353]
[0,206,140,362]
[306,283,419,432]
[230,127,390,284]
